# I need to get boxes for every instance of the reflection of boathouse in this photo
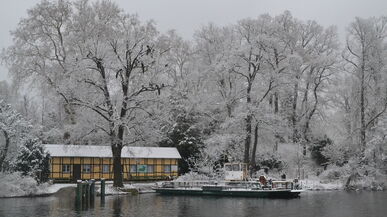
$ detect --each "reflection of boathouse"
[44,144,181,182]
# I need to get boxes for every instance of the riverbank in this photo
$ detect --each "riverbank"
[300,175,386,191]
[91,180,158,195]
[1,173,384,198]
[0,172,77,198]
[2,189,387,217]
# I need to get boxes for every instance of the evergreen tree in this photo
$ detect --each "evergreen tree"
[13,139,50,183]
[159,113,204,174]
[310,136,332,166]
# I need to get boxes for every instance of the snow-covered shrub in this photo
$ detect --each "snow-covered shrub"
[159,105,205,174]
[309,136,331,165]
[256,153,284,170]
[319,164,351,181]
[0,100,34,171]
[364,132,387,172]
[322,141,353,166]
[0,172,40,197]
[12,139,50,183]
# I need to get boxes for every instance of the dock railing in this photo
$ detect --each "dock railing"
[165,180,218,189]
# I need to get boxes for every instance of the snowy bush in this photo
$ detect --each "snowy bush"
[12,139,50,183]
[319,164,351,181]
[309,136,331,165]
[256,153,284,170]
[322,141,352,166]
[0,172,40,197]
[0,100,34,171]
[159,107,205,174]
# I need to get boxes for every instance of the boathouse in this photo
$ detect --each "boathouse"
[44,144,181,182]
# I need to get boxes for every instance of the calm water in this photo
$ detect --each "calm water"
[0,191,386,217]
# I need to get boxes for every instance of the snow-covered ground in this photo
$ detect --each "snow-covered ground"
[0,173,76,198]
[1,170,384,198]
[96,182,156,195]
[0,170,162,198]
[300,179,344,190]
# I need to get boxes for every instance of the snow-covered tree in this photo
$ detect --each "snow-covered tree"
[12,138,50,183]
[3,0,172,187]
[0,100,34,171]
[341,16,387,154]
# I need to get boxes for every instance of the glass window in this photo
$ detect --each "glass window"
[171,165,178,172]
[62,164,70,173]
[82,164,91,173]
[232,164,240,171]
[102,165,110,173]
[225,164,232,171]
[130,165,137,173]
[137,165,147,173]
[164,165,171,173]
[147,165,154,173]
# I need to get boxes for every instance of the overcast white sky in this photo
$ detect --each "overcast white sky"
[1,0,386,81]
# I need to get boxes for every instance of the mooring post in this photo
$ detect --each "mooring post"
[76,180,83,208]
[81,181,87,208]
[85,180,90,207]
[90,179,95,198]
[90,179,95,207]
[81,181,86,198]
[100,178,106,206]
[100,178,106,200]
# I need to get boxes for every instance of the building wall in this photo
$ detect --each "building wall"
[49,157,179,182]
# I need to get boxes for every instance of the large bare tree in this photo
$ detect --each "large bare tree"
[3,0,169,187]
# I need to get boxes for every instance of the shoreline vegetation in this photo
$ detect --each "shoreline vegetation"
[1,172,384,199]
[0,0,386,195]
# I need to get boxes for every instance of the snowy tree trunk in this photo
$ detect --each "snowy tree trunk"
[301,70,321,156]
[244,83,252,165]
[112,143,123,187]
[274,91,279,114]
[360,52,366,152]
[292,79,299,143]
[0,129,10,170]
[273,48,280,114]
[250,123,258,175]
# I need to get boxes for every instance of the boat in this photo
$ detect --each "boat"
[154,163,303,199]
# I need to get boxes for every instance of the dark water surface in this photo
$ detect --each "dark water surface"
[0,191,386,217]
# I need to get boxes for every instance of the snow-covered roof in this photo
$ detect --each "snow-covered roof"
[44,144,181,159]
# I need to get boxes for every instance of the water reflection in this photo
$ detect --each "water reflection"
[112,196,122,217]
[0,191,386,217]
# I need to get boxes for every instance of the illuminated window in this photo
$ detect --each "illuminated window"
[62,164,71,173]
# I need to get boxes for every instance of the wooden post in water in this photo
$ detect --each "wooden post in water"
[90,179,95,198]
[100,178,106,198]
[76,180,83,208]
[100,178,106,206]
[85,180,90,208]
[90,179,95,207]
[81,181,87,209]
